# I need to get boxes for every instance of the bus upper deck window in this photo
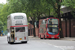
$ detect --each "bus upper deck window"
[42,20,46,24]
[14,16,23,19]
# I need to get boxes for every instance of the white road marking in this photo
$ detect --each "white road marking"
[41,41,75,50]
[30,38,75,50]
[33,41,64,50]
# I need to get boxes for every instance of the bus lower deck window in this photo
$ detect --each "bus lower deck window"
[16,27,25,32]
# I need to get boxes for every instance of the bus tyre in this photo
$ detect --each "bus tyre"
[44,35,46,39]
[57,38,59,40]
[22,41,27,43]
[40,35,43,39]
[25,41,27,43]
[10,42,14,44]
[7,37,10,44]
[8,42,10,44]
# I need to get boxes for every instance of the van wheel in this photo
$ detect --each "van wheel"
[40,35,43,39]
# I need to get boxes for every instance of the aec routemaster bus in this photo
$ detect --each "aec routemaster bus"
[39,17,60,39]
[7,13,28,43]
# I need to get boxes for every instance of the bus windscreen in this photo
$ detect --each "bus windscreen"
[48,19,58,24]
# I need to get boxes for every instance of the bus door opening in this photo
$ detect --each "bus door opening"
[10,27,15,42]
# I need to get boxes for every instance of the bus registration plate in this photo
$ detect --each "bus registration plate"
[52,37,54,38]
[19,38,22,40]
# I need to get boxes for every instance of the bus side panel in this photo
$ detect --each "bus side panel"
[25,27,28,41]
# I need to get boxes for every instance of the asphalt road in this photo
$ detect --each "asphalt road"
[0,36,75,50]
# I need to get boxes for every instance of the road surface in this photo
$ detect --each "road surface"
[0,36,75,50]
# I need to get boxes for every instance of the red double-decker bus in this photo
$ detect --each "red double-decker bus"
[39,17,60,39]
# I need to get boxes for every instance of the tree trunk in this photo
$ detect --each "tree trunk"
[0,31,1,36]
[32,16,36,37]
[37,13,40,36]
[37,14,40,28]
[58,12,64,38]
[49,8,50,16]
[57,0,64,38]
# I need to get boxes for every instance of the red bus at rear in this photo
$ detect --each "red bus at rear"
[39,17,60,39]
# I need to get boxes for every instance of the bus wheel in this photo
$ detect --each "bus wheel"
[40,35,43,39]
[8,42,10,44]
[25,41,27,43]
[10,42,14,44]
[22,41,27,43]
[44,35,46,39]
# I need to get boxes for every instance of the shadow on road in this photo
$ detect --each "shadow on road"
[9,42,28,45]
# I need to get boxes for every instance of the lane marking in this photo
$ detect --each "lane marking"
[32,40,64,50]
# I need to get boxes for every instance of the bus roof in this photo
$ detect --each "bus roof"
[10,13,26,16]
[7,13,27,18]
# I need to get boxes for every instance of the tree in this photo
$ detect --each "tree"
[56,0,64,38]
[0,21,3,34]
[44,0,64,38]
[7,0,23,13]
[0,3,10,31]
[25,0,45,37]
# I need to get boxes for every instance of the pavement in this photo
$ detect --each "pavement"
[1,35,75,41]
[29,36,75,41]
[60,37,75,41]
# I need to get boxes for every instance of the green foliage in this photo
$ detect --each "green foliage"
[0,0,61,32]
[0,4,10,31]
[0,21,3,34]
[62,0,75,8]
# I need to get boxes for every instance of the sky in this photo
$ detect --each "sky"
[0,0,6,4]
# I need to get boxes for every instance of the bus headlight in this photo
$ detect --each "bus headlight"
[57,35,59,37]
